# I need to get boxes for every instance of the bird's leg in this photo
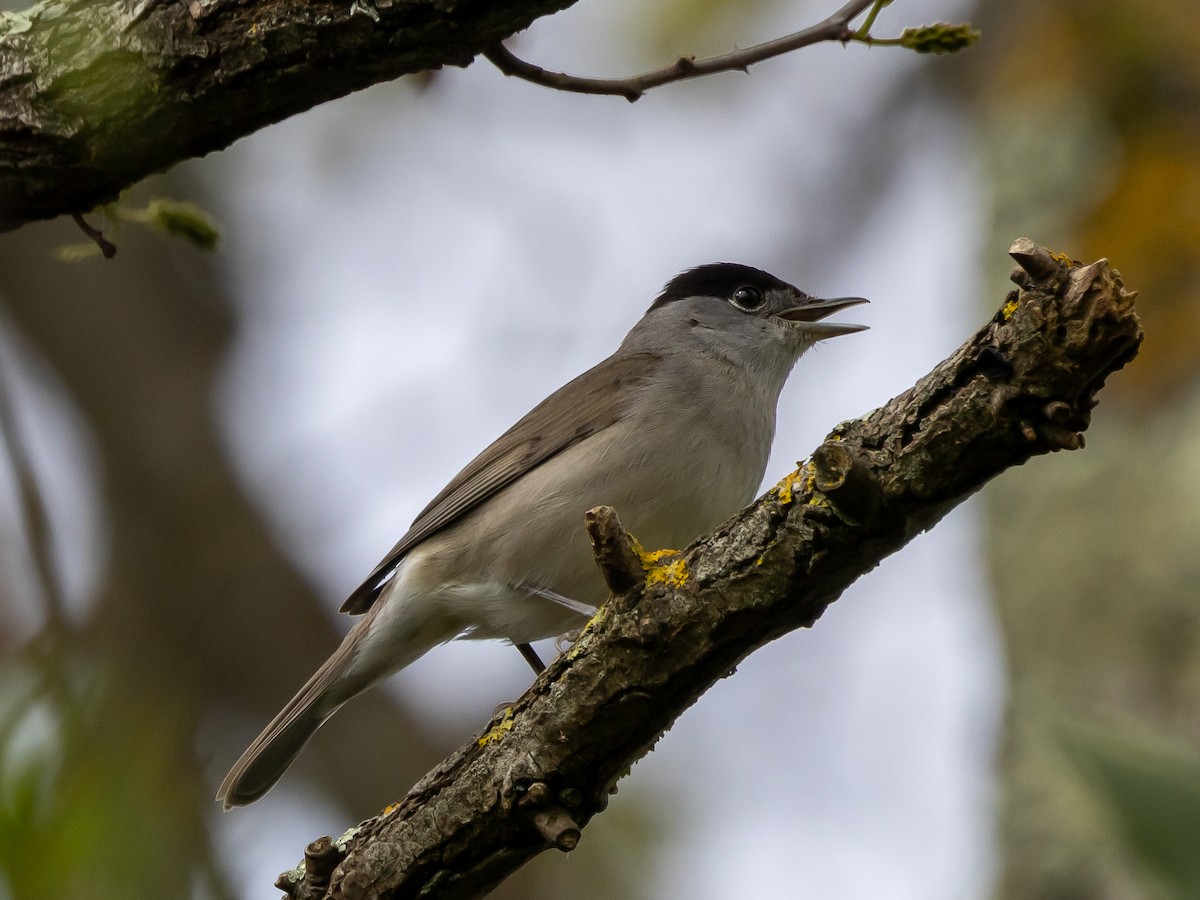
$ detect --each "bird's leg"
[511,583,594,674]
[516,642,546,674]
[554,630,581,655]
[491,643,547,716]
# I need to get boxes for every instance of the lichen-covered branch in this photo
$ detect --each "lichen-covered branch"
[269,239,1141,899]
[0,0,579,230]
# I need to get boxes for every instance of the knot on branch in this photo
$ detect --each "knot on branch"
[1015,397,1091,452]
[532,807,581,852]
[584,506,643,594]
[517,781,583,850]
[276,835,345,899]
[1009,237,1070,287]
[519,780,551,807]
[810,441,881,526]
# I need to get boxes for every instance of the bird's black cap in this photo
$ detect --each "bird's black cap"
[649,263,796,312]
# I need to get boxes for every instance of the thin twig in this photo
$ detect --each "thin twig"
[484,0,879,102]
[71,211,117,258]
[853,0,891,39]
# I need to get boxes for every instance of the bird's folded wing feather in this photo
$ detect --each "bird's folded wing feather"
[339,351,662,614]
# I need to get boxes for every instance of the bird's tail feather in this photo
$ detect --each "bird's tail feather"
[219,565,457,809]
[217,635,363,810]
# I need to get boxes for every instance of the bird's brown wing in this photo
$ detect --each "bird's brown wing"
[339,351,661,614]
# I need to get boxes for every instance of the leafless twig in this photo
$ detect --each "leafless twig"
[71,211,118,258]
[485,0,879,102]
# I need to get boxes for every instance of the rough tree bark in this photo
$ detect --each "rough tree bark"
[0,0,578,229]
[273,238,1143,900]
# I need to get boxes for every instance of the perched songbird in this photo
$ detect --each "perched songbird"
[218,263,867,808]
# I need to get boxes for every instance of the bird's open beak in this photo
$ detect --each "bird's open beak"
[776,296,869,338]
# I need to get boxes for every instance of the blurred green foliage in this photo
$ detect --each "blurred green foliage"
[1058,719,1200,898]
[0,650,222,898]
[57,198,220,260]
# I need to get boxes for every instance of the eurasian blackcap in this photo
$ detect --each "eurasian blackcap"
[217,263,867,808]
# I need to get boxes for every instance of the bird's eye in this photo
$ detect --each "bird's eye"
[730,285,765,311]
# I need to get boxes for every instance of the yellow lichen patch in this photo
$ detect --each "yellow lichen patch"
[582,602,609,632]
[1001,296,1020,320]
[633,542,689,589]
[1049,250,1075,266]
[478,708,515,746]
[779,480,793,504]
[806,492,831,509]
[382,802,401,816]
[775,466,803,505]
[802,468,818,494]
[645,556,689,589]
[567,603,610,659]
[639,547,679,565]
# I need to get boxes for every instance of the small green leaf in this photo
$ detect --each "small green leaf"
[55,242,104,262]
[899,23,981,54]
[123,198,220,250]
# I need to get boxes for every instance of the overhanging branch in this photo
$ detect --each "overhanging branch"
[0,0,582,230]
[273,238,1143,899]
